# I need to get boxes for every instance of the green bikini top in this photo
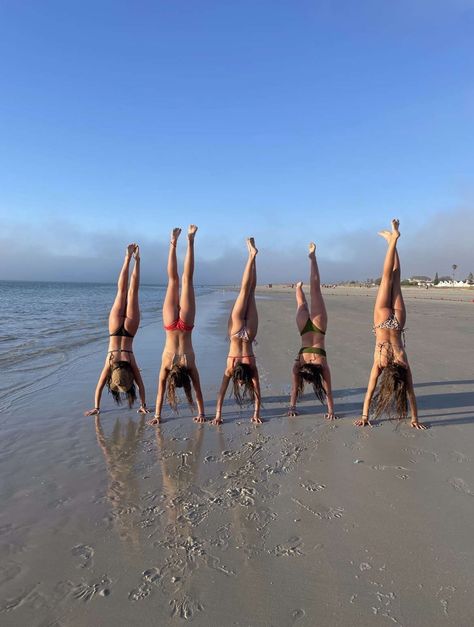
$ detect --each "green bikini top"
[300,318,325,336]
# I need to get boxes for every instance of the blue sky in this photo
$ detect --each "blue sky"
[0,0,473,282]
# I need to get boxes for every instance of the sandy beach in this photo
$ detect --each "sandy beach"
[1,287,474,626]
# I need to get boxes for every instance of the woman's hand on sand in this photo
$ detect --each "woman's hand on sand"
[287,405,298,417]
[354,416,372,427]
[411,420,428,430]
[325,413,338,421]
[251,412,263,424]
[84,408,100,416]
[211,415,223,426]
[147,415,161,426]
[193,414,206,424]
[137,405,150,414]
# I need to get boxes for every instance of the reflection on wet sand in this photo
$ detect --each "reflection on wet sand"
[95,415,146,547]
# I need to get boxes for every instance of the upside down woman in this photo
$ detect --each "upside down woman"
[84,244,149,416]
[288,242,336,419]
[355,219,426,429]
[148,225,205,425]
[212,238,261,425]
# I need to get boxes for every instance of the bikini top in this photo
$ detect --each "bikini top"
[300,318,325,336]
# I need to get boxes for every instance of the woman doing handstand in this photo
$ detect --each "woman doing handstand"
[84,244,148,416]
[355,219,426,429]
[288,242,336,419]
[212,238,261,425]
[148,226,205,425]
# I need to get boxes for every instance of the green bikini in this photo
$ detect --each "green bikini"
[299,318,327,358]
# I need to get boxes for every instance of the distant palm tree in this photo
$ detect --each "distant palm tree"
[452,264,458,283]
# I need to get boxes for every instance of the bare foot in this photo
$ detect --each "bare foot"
[188,224,198,240]
[147,415,161,426]
[246,237,258,257]
[133,244,140,260]
[391,218,400,239]
[377,230,391,242]
[308,242,316,257]
[295,281,303,289]
[126,243,136,258]
[171,228,181,246]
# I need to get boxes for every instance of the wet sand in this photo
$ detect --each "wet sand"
[1,288,473,626]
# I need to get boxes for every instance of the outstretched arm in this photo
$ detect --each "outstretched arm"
[131,360,149,414]
[84,364,109,416]
[212,373,231,425]
[251,368,262,423]
[150,367,169,424]
[355,363,380,426]
[189,366,206,423]
[322,364,336,420]
[406,367,427,429]
[288,362,300,416]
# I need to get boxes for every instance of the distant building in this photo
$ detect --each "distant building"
[410,275,433,285]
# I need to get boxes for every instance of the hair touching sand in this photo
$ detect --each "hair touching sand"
[372,362,408,419]
[167,364,195,412]
[231,362,257,406]
[107,361,137,408]
[297,362,326,405]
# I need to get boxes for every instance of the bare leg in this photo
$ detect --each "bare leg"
[179,225,197,326]
[391,249,406,328]
[295,281,309,331]
[229,238,258,334]
[163,228,181,327]
[125,245,141,335]
[309,242,327,331]
[245,252,258,338]
[109,244,135,334]
[374,219,400,326]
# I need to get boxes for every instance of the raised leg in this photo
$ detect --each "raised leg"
[309,242,327,331]
[179,225,197,326]
[162,228,181,328]
[374,220,400,326]
[295,281,309,331]
[245,254,258,338]
[229,238,258,333]
[108,244,135,334]
[125,246,141,335]
[391,248,406,328]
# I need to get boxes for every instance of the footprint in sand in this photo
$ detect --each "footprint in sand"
[72,575,111,602]
[291,608,306,623]
[71,544,94,569]
[448,477,473,496]
[300,480,326,492]
[0,561,22,586]
[450,451,471,464]
[169,595,204,620]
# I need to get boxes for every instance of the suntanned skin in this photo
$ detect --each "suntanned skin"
[212,238,261,425]
[354,219,426,430]
[84,244,149,416]
[288,242,336,419]
[148,226,205,426]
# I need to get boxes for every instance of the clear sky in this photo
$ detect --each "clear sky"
[1,0,473,283]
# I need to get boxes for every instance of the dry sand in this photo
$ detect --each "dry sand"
[1,288,473,626]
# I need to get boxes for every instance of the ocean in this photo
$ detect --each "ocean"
[0,281,215,412]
